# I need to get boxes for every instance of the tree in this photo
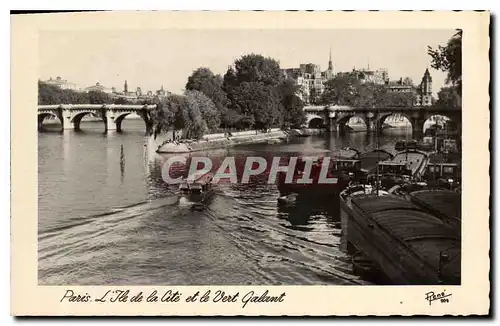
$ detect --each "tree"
[282,94,306,128]
[278,79,306,128]
[220,108,243,129]
[182,92,209,140]
[186,67,229,112]
[113,97,133,104]
[322,76,417,108]
[222,66,238,95]
[434,86,461,111]
[221,54,287,130]
[38,81,92,104]
[231,82,281,130]
[233,54,283,86]
[402,77,413,86]
[149,97,176,138]
[167,94,187,131]
[148,94,189,139]
[185,90,221,132]
[321,73,362,106]
[87,90,110,104]
[38,81,63,104]
[428,29,462,93]
[379,90,417,107]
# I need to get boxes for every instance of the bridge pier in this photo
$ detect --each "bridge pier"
[104,114,118,132]
[37,116,45,131]
[327,117,338,133]
[410,117,426,138]
[364,115,377,133]
[62,110,73,130]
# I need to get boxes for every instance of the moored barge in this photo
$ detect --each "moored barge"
[407,189,461,231]
[276,148,361,197]
[339,190,461,285]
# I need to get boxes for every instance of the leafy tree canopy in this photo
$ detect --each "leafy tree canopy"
[185,90,221,132]
[231,81,282,130]
[186,67,229,112]
[434,86,461,111]
[428,29,462,93]
[321,75,417,108]
[233,54,283,86]
[278,79,306,128]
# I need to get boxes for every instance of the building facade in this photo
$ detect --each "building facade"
[354,67,389,85]
[42,76,82,92]
[84,82,113,94]
[386,69,433,107]
[281,50,335,104]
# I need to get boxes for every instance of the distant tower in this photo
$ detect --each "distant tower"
[328,46,333,71]
[124,80,128,94]
[420,68,433,106]
[421,68,432,94]
[326,47,334,79]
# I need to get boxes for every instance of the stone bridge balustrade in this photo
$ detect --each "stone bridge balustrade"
[37,104,156,132]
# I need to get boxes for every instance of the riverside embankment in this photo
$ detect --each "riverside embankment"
[155,129,290,153]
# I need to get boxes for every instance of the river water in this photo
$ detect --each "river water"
[38,119,411,285]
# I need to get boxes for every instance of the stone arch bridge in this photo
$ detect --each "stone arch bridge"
[303,105,462,135]
[38,104,157,132]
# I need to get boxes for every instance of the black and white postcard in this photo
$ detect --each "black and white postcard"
[10,11,490,316]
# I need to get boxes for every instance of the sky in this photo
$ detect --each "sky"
[39,29,456,97]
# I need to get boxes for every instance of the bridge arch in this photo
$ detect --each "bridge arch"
[305,113,324,127]
[307,116,325,129]
[114,111,150,132]
[38,112,62,131]
[377,112,413,135]
[337,114,367,134]
[70,111,103,131]
[422,114,458,135]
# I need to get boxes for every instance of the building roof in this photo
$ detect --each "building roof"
[423,68,433,81]
[43,76,80,89]
[85,82,112,93]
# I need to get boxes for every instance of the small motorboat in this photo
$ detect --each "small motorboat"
[178,171,214,206]
[179,171,214,193]
[278,193,299,206]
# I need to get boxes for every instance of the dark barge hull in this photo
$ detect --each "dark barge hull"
[277,178,351,197]
[340,193,461,285]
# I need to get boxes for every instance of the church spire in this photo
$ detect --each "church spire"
[423,67,432,80]
[328,46,333,71]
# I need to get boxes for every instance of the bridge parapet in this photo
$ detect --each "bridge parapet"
[38,104,62,110]
[38,104,157,110]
